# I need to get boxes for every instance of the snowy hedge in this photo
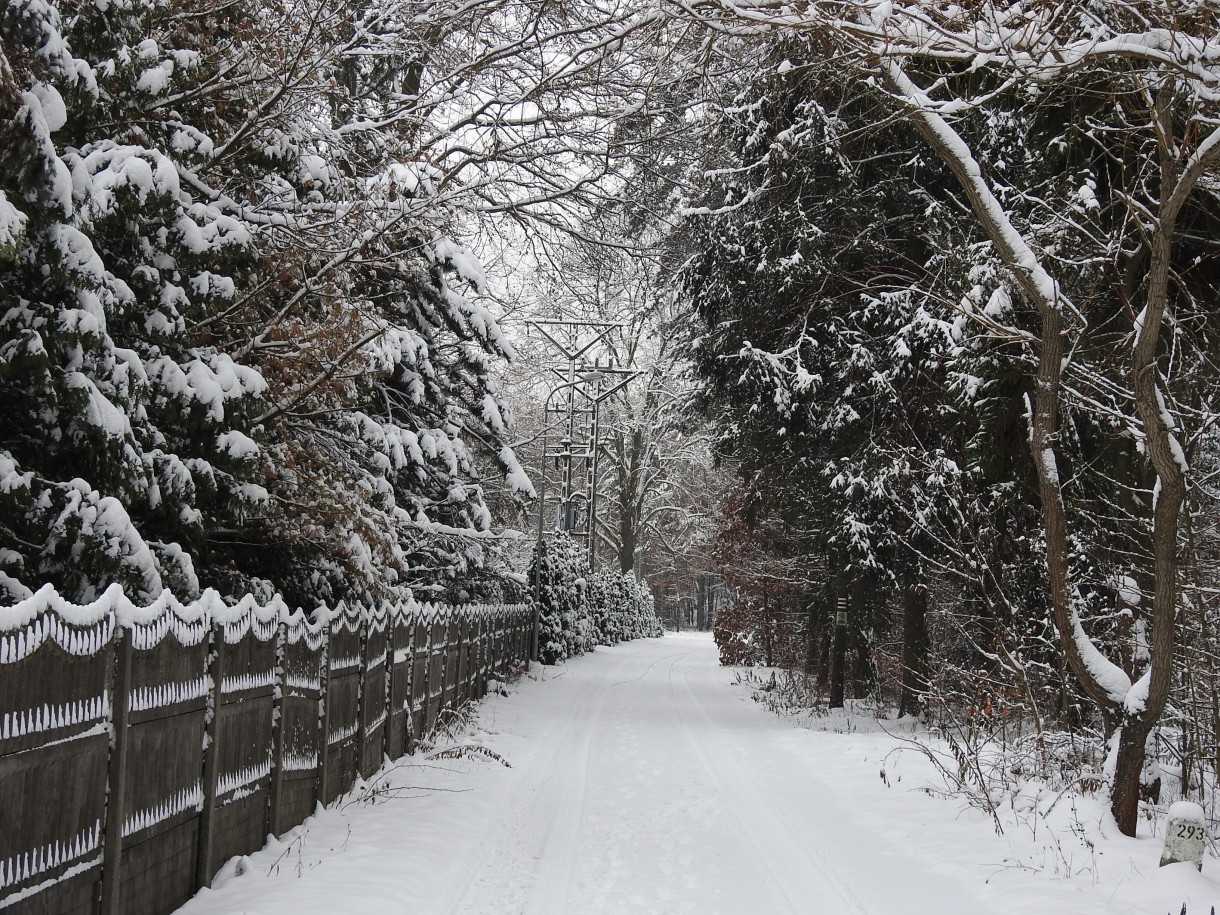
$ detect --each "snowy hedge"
[527,532,594,665]
[587,569,664,644]
[528,533,662,665]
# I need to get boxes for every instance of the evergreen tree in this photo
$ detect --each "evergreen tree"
[0,0,266,601]
[0,0,532,606]
[528,531,594,665]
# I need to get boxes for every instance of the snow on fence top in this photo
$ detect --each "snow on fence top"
[0,583,529,664]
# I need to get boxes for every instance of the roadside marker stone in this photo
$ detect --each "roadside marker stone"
[1160,801,1209,871]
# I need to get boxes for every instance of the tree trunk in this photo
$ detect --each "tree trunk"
[804,602,817,676]
[829,591,846,709]
[885,58,1121,707]
[899,573,928,718]
[817,611,830,689]
[1105,87,1214,835]
[881,60,1187,835]
[617,486,637,575]
[762,590,773,668]
[853,628,875,701]
[616,427,644,574]
[1111,721,1153,835]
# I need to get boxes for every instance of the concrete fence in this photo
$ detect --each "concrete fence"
[0,587,533,915]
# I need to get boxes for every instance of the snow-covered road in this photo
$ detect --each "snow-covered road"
[179,632,1218,915]
[429,632,968,915]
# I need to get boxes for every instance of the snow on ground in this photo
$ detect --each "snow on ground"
[178,632,1220,915]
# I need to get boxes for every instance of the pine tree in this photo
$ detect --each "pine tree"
[0,0,266,601]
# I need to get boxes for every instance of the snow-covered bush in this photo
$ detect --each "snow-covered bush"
[586,571,625,646]
[527,532,595,665]
[527,544,663,665]
[588,569,663,645]
[712,599,764,667]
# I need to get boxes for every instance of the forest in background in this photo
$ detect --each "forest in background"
[4,0,1220,839]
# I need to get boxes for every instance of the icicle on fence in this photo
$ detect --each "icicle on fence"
[0,586,533,915]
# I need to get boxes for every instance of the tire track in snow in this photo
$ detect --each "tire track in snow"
[669,655,875,915]
[438,649,629,915]
[524,652,619,915]
[610,649,694,688]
